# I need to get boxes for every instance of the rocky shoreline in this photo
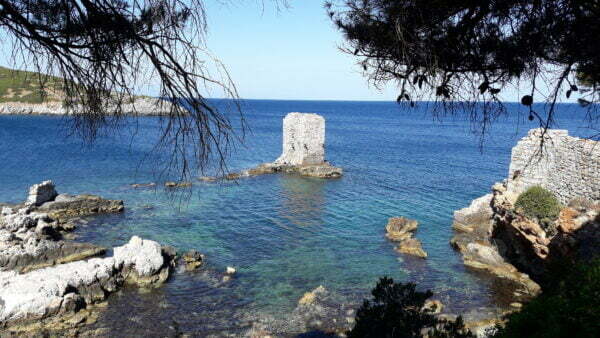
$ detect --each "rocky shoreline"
[0,181,203,335]
[450,128,600,326]
[0,97,173,116]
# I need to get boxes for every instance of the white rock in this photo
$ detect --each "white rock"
[113,236,164,277]
[26,181,58,206]
[453,193,493,227]
[0,236,168,325]
[226,266,236,275]
[1,207,13,216]
[275,113,326,166]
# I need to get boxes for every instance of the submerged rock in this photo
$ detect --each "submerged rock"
[386,217,418,241]
[181,250,204,271]
[247,285,354,336]
[130,183,156,188]
[298,285,326,306]
[164,181,192,188]
[385,217,427,258]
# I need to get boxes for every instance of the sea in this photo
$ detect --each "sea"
[0,100,593,336]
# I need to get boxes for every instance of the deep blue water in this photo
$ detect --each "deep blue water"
[0,100,594,336]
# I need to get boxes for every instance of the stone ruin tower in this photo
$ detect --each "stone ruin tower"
[275,112,326,166]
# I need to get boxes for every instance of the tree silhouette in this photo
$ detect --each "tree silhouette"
[0,0,279,179]
[326,0,600,139]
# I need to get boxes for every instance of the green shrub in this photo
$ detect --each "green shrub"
[348,277,473,338]
[493,259,600,338]
[514,186,561,223]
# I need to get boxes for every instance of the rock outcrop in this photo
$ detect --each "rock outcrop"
[243,162,343,179]
[0,181,125,273]
[452,128,600,299]
[0,182,196,334]
[385,217,427,258]
[0,236,173,331]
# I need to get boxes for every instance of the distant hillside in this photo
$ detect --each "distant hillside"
[0,67,64,104]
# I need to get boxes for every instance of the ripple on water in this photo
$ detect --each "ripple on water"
[0,101,591,335]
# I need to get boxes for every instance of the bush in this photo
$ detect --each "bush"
[348,277,473,338]
[514,186,561,224]
[493,259,600,338]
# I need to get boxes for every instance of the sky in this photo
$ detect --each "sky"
[200,1,398,101]
[0,1,566,103]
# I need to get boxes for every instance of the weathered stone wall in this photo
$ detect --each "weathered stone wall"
[507,128,600,204]
[275,112,326,166]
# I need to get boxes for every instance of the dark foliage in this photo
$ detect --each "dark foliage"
[348,277,473,338]
[493,259,600,338]
[514,186,562,226]
[327,0,600,139]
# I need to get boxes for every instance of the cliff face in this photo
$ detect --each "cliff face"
[452,128,600,294]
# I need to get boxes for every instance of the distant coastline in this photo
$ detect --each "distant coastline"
[0,97,172,116]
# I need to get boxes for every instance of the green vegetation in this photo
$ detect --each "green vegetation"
[0,66,62,103]
[348,277,473,338]
[493,259,600,338]
[515,186,562,226]
[357,260,600,338]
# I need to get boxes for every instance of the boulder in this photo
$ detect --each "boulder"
[423,299,444,314]
[396,238,428,258]
[181,249,204,271]
[38,194,124,222]
[385,217,428,258]
[297,163,343,178]
[386,217,418,241]
[26,181,58,206]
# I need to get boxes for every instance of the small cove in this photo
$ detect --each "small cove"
[0,100,591,336]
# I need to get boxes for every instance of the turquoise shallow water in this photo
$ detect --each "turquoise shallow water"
[0,100,592,336]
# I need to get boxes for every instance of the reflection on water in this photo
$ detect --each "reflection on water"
[279,175,326,228]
